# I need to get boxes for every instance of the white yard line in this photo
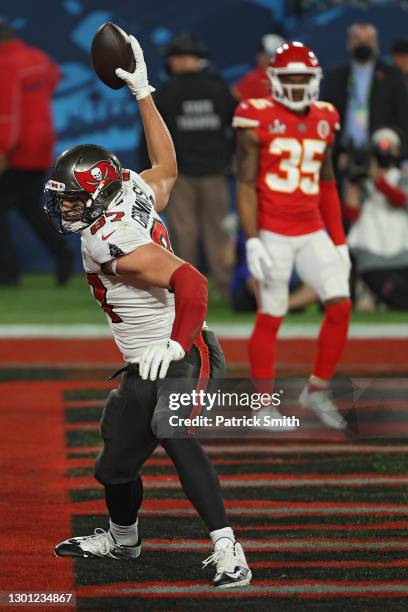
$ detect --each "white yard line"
[211,323,408,339]
[0,323,407,339]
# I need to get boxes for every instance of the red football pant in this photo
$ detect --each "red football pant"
[249,313,283,380]
[313,299,352,379]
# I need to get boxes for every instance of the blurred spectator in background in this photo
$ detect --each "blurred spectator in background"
[232,33,284,100]
[322,22,408,180]
[0,18,73,286]
[391,38,408,93]
[346,127,408,310]
[139,34,236,299]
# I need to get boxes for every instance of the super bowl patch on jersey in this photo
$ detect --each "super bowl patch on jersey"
[268,119,286,134]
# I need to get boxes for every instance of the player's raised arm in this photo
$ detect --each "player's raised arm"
[115,36,177,212]
[236,127,272,281]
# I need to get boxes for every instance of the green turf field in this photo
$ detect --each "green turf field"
[1,274,408,326]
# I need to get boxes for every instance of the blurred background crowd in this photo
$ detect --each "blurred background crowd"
[1,0,408,314]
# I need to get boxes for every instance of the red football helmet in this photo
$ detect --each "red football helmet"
[267,42,322,111]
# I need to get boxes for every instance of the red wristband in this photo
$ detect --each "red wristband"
[319,180,346,245]
[375,176,406,207]
[169,263,208,353]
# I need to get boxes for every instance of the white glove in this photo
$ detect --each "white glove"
[140,339,185,381]
[337,244,352,275]
[115,35,155,100]
[246,237,272,282]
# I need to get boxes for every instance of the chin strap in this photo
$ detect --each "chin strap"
[85,179,107,208]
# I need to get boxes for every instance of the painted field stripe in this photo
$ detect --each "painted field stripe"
[66,443,408,455]
[68,457,177,469]
[64,421,408,437]
[65,400,105,408]
[234,521,408,532]
[70,499,408,516]
[200,444,408,454]
[251,560,408,569]
[67,456,309,469]
[77,580,408,598]
[69,497,408,515]
[68,473,408,489]
[66,422,101,431]
[141,539,408,552]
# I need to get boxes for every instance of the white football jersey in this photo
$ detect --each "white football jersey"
[81,170,175,363]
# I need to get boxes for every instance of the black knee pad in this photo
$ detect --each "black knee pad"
[93,449,140,486]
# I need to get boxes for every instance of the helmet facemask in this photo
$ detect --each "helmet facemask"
[268,68,322,111]
[44,178,117,234]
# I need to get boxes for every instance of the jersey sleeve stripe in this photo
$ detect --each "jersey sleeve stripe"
[232,116,260,128]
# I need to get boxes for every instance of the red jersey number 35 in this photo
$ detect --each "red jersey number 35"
[266,137,326,195]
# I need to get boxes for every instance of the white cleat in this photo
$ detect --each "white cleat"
[299,386,347,430]
[202,539,252,588]
[54,528,142,559]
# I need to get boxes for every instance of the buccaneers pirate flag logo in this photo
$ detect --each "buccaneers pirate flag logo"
[73,160,120,193]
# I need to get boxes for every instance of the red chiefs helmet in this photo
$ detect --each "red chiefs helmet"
[267,42,322,111]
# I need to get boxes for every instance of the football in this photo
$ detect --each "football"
[91,22,136,90]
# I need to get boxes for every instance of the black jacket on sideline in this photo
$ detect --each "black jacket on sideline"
[139,70,237,176]
[322,59,408,155]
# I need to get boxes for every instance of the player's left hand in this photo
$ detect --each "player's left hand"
[246,237,272,282]
[140,339,185,381]
[336,244,352,276]
[115,35,155,100]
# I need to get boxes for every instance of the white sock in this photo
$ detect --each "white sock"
[210,526,235,550]
[109,519,138,546]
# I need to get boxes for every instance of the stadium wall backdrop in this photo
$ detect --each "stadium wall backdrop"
[4,0,408,271]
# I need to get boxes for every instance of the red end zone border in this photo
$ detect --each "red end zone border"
[0,382,73,591]
[0,337,407,374]
[0,380,113,593]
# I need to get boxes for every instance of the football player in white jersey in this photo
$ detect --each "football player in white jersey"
[44,36,251,589]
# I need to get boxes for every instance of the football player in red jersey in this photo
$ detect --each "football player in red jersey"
[233,42,351,430]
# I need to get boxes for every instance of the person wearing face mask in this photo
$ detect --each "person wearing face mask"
[322,22,408,174]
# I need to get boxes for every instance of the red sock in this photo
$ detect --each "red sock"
[313,300,352,379]
[249,313,283,380]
